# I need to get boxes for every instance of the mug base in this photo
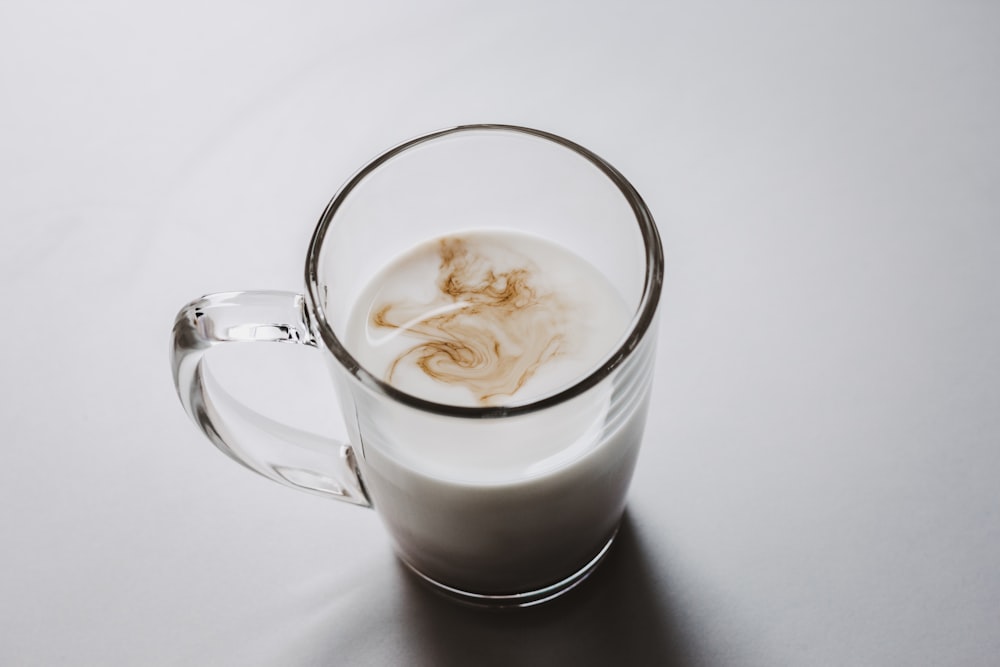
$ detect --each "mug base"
[399,526,619,608]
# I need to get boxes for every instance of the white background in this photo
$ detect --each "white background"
[2,1,998,664]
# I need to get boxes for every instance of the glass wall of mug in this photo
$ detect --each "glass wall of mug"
[307,125,662,604]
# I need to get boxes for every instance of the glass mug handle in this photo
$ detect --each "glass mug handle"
[170,290,370,506]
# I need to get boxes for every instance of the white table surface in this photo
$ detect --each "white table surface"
[2,1,998,665]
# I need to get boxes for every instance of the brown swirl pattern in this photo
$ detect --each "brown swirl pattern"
[372,236,569,404]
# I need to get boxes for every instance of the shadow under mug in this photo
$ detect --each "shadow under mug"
[170,124,663,607]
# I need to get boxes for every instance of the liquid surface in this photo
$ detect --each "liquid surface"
[345,230,630,408]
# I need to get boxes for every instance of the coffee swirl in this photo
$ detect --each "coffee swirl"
[371,236,569,404]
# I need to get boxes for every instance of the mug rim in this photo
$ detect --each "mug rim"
[305,123,663,418]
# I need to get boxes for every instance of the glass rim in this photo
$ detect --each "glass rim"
[305,123,663,418]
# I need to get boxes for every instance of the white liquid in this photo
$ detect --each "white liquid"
[339,230,653,594]
[345,230,631,409]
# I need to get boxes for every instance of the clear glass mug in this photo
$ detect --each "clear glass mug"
[170,124,663,607]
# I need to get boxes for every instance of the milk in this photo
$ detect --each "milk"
[339,230,654,594]
[345,230,631,410]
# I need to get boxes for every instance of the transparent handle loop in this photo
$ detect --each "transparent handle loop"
[170,291,370,506]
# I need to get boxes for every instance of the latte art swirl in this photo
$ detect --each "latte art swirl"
[372,237,570,403]
[347,230,628,408]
